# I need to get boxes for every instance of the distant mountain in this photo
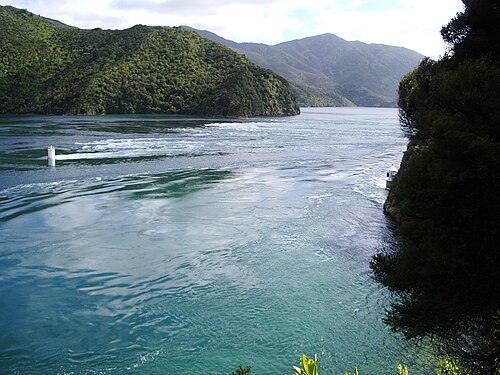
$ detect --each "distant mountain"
[186,27,424,107]
[0,6,299,117]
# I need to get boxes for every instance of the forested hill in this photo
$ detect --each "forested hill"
[186,27,423,108]
[0,6,299,117]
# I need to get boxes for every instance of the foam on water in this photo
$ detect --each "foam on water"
[0,109,438,375]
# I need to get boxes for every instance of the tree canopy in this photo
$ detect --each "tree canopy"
[0,6,299,117]
[372,1,500,373]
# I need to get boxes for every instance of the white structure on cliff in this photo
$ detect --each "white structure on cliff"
[386,165,398,189]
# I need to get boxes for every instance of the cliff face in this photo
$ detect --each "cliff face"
[383,193,401,223]
[382,141,418,223]
[0,6,299,117]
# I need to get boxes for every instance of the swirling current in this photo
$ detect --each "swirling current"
[0,108,436,374]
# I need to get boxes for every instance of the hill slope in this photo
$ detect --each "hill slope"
[0,6,299,117]
[188,28,424,107]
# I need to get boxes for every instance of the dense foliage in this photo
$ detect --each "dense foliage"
[0,6,299,117]
[372,1,500,372]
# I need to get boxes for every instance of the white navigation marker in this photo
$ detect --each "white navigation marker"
[48,145,56,167]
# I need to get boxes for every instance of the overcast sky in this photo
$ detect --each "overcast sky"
[1,0,464,58]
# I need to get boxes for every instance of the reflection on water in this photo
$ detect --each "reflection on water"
[0,170,233,222]
[0,109,436,374]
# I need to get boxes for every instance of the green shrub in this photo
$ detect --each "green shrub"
[291,354,469,375]
[292,354,320,375]
[229,365,251,375]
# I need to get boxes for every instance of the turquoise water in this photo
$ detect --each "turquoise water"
[0,108,434,374]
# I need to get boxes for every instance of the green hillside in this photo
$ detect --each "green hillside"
[0,6,299,117]
[187,28,423,108]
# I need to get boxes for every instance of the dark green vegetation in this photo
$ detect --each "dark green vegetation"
[228,365,251,375]
[372,1,500,373]
[187,27,423,107]
[0,6,299,117]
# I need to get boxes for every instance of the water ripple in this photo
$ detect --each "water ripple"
[0,109,437,375]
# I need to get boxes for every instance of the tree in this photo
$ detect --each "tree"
[372,2,500,373]
[441,0,500,59]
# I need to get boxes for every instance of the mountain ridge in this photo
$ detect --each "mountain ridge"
[186,27,424,107]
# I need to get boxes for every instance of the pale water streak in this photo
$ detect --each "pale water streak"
[0,109,435,374]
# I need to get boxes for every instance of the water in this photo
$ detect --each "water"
[0,108,434,374]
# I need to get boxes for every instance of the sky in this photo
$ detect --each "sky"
[1,0,464,58]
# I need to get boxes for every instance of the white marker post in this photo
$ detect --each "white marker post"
[47,145,56,167]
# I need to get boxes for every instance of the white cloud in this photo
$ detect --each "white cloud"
[303,1,462,58]
[0,0,464,57]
